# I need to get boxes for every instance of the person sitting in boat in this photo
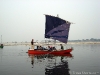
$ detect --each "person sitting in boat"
[39,46,43,50]
[34,45,41,50]
[52,46,56,51]
[42,47,47,50]
[37,46,38,49]
[60,44,64,50]
[35,45,39,50]
[48,46,50,50]
[48,46,53,51]
[37,46,45,50]
[48,46,55,51]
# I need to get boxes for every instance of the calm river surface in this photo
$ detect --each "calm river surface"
[0,44,100,75]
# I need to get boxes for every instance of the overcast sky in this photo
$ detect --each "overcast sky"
[0,0,100,42]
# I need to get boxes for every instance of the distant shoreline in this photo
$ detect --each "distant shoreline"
[2,42,100,46]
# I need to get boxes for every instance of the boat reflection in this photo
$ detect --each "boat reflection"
[45,54,72,75]
[28,53,73,59]
[45,60,70,75]
[28,53,73,74]
[29,54,34,68]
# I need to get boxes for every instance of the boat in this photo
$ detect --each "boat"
[0,35,3,48]
[0,44,3,48]
[28,14,73,54]
[28,49,72,55]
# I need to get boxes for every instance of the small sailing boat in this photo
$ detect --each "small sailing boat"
[0,35,4,48]
[28,14,73,55]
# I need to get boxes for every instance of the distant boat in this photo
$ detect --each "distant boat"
[0,44,3,48]
[28,14,73,54]
[0,35,4,48]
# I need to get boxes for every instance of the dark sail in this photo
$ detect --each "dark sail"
[45,15,71,43]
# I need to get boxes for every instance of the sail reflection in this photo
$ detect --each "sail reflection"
[45,54,72,75]
[45,60,70,75]
[28,53,73,74]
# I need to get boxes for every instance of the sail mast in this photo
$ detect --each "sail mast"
[57,14,59,17]
[54,14,59,44]
[53,14,59,45]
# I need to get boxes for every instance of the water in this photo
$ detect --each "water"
[0,44,100,75]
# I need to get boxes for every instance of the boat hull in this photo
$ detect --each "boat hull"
[28,48,72,55]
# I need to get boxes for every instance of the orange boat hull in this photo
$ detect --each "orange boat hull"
[28,48,72,55]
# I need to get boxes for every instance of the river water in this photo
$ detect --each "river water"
[0,44,100,75]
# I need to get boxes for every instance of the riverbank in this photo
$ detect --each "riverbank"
[2,42,100,46]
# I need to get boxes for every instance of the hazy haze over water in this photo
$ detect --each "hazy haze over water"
[0,0,100,42]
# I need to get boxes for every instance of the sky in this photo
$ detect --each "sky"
[0,0,100,42]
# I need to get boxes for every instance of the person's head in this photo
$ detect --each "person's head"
[48,46,50,48]
[60,44,62,46]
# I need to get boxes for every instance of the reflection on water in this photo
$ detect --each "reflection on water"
[45,58,70,75]
[28,53,73,75]
[0,45,100,75]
